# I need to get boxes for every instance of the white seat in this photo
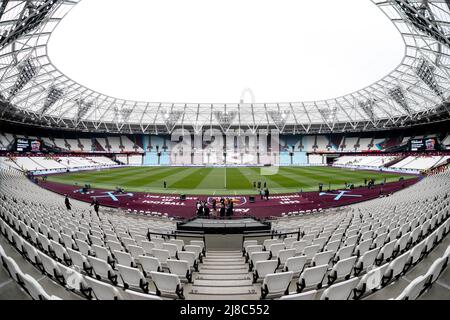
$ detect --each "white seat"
[283,237,297,249]
[301,234,315,245]
[66,248,91,273]
[283,256,307,275]
[334,245,355,262]
[139,255,162,275]
[277,249,296,267]
[178,251,198,271]
[243,240,258,251]
[302,244,321,260]
[395,275,427,300]
[87,256,118,284]
[395,233,410,255]
[424,232,437,254]
[22,274,60,300]
[424,256,447,285]
[11,230,24,253]
[344,235,359,247]
[168,239,184,252]
[141,241,156,255]
[152,249,170,266]
[54,261,88,292]
[1,255,25,284]
[263,239,282,250]
[92,245,114,266]
[245,245,263,261]
[261,271,294,299]
[49,240,70,264]
[325,240,341,254]
[312,237,328,250]
[37,233,51,253]
[355,239,372,256]
[184,245,202,260]
[107,240,123,252]
[268,243,285,258]
[297,264,328,292]
[61,233,76,250]
[124,290,162,300]
[279,290,317,300]
[150,237,164,249]
[385,252,409,279]
[84,276,123,300]
[113,250,136,267]
[167,259,192,282]
[37,251,62,280]
[311,250,334,267]
[328,256,357,284]
[253,260,279,282]
[190,240,205,254]
[75,239,93,256]
[89,235,104,246]
[320,277,359,300]
[376,239,397,265]
[150,271,184,299]
[355,264,389,298]
[409,226,422,245]
[291,241,308,254]
[408,239,426,268]
[162,243,178,258]
[249,251,270,270]
[126,245,145,262]
[372,232,388,249]
[121,237,137,249]
[354,248,380,275]
[117,264,149,293]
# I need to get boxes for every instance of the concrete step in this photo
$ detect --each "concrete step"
[193,279,254,287]
[190,286,258,295]
[203,258,245,263]
[207,250,242,254]
[198,269,251,275]
[200,265,248,270]
[194,274,252,281]
[202,260,246,266]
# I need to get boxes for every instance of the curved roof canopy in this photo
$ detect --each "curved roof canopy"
[0,0,449,134]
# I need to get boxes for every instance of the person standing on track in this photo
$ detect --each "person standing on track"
[64,195,72,211]
[91,197,100,215]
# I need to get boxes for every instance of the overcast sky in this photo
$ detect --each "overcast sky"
[48,0,405,104]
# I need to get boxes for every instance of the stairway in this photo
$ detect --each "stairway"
[187,250,260,300]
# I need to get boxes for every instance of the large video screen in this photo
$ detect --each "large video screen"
[15,138,43,153]
[409,138,438,152]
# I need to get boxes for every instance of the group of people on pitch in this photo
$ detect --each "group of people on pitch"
[196,197,234,218]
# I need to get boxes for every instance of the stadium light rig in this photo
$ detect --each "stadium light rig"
[162,111,183,133]
[8,59,39,100]
[358,99,376,121]
[415,58,444,100]
[393,0,450,47]
[40,86,65,115]
[75,98,93,122]
[268,110,290,133]
[388,86,411,116]
[215,111,237,133]
[0,0,62,49]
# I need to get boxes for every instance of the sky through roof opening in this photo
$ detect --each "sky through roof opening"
[48,0,405,103]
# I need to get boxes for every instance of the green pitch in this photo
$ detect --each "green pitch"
[46,166,415,196]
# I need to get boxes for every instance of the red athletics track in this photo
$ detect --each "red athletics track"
[37,177,420,220]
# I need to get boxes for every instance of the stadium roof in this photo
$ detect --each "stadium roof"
[0,0,450,134]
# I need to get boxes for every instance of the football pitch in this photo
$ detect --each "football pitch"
[46,166,416,196]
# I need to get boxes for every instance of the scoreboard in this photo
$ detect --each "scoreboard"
[15,138,43,152]
[409,138,438,152]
